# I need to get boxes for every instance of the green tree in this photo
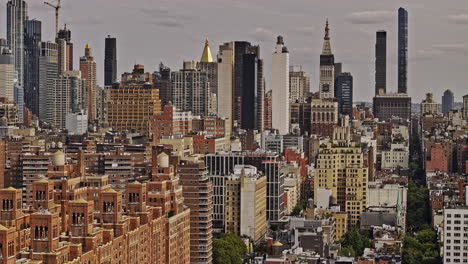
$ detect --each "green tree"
[340,229,371,257]
[213,233,247,264]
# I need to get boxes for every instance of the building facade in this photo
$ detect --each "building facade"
[375,30,387,95]
[398,7,408,94]
[79,44,97,121]
[319,20,335,99]
[104,35,117,86]
[272,36,290,135]
[442,89,454,114]
[106,65,162,136]
[289,66,310,102]
[24,19,41,116]
[373,93,411,121]
[335,72,353,117]
[38,42,58,122]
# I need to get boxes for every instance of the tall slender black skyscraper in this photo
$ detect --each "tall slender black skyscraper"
[24,19,41,115]
[375,30,387,95]
[104,35,117,86]
[240,46,264,130]
[398,7,408,94]
[335,72,353,117]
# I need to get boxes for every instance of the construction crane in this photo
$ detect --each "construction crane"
[44,0,61,36]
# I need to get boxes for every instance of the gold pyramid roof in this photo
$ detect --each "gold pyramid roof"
[200,38,214,63]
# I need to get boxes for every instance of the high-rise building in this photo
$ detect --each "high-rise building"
[153,63,172,106]
[106,65,162,136]
[171,63,210,116]
[52,71,86,128]
[79,44,97,121]
[314,126,369,226]
[57,25,73,72]
[0,48,15,102]
[373,93,411,121]
[224,165,267,242]
[290,101,311,136]
[463,95,468,121]
[104,35,117,86]
[375,30,387,95]
[14,85,23,122]
[206,151,285,228]
[264,90,272,130]
[319,20,335,99]
[289,66,310,102]
[443,207,468,264]
[217,42,234,130]
[7,0,27,88]
[335,72,353,117]
[442,89,454,114]
[241,46,264,130]
[398,7,408,94]
[420,93,439,115]
[311,98,339,138]
[272,36,290,135]
[38,42,58,122]
[178,161,214,264]
[199,39,217,94]
[24,19,41,115]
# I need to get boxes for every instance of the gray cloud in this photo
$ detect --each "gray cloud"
[448,14,468,24]
[346,11,394,24]
[156,19,184,29]
[251,27,277,42]
[432,44,468,53]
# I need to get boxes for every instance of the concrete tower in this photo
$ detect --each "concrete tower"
[79,44,97,121]
[319,20,335,99]
[217,42,234,131]
[6,0,27,88]
[272,35,290,135]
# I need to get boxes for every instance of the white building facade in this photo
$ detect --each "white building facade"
[272,36,290,135]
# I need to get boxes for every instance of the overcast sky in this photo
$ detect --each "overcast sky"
[2,0,468,102]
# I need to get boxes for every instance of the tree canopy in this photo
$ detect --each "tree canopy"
[213,233,248,264]
[339,229,372,257]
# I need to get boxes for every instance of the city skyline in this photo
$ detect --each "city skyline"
[2,0,466,102]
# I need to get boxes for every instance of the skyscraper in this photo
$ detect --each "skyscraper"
[241,46,264,130]
[104,35,117,86]
[57,25,73,73]
[178,162,214,264]
[0,48,15,102]
[375,30,387,95]
[272,36,290,135]
[199,39,217,94]
[79,44,97,121]
[289,66,310,102]
[217,42,234,131]
[171,63,210,116]
[319,20,335,99]
[442,89,454,114]
[24,19,41,115]
[153,63,172,106]
[398,7,408,94]
[52,71,86,128]
[335,72,353,117]
[7,0,27,88]
[38,42,59,122]
[106,65,162,135]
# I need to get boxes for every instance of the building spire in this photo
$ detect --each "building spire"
[322,19,332,55]
[200,38,214,63]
